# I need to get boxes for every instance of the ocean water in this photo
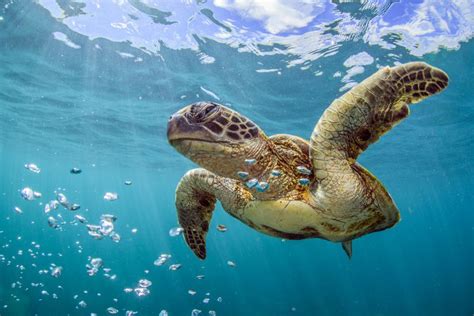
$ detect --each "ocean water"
[0,0,473,315]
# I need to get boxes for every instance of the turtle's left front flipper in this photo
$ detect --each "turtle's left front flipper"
[309,62,448,238]
[311,62,448,169]
[175,168,250,259]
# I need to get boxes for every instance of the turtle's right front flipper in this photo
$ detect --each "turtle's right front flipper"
[175,168,250,259]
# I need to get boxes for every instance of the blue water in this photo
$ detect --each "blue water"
[0,0,473,315]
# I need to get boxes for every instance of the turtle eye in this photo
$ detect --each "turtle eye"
[184,102,220,123]
[204,104,218,116]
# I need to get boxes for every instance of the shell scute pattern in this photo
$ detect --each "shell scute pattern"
[193,106,261,142]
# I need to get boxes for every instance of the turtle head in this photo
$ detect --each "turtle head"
[167,102,269,178]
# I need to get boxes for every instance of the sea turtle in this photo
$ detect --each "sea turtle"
[167,62,448,259]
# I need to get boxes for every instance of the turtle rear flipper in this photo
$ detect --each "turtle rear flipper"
[342,241,352,259]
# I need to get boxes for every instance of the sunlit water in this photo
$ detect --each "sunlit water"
[0,0,473,315]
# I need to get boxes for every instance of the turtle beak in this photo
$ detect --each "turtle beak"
[167,111,211,146]
[167,113,186,143]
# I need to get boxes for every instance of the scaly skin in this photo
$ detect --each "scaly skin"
[167,62,449,259]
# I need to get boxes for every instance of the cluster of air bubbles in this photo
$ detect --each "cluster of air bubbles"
[44,200,59,213]
[5,161,232,314]
[188,290,217,306]
[124,278,152,297]
[186,289,222,311]
[104,267,117,280]
[238,156,314,190]
[134,286,150,297]
[296,165,312,186]
[86,214,120,242]
[135,278,151,296]
[14,162,127,248]
[86,257,103,276]
[237,158,273,193]
[20,164,42,200]
[52,192,80,211]
[152,253,182,273]
[154,254,171,266]
[20,187,42,200]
